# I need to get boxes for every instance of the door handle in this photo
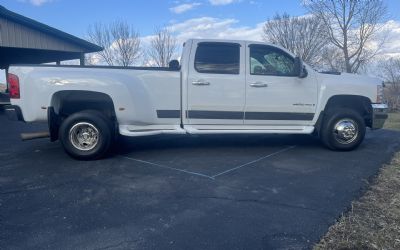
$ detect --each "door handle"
[192,80,210,86]
[249,82,268,87]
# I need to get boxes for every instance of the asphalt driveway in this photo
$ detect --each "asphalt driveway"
[1,113,399,250]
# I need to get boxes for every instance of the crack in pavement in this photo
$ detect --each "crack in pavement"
[0,180,82,195]
[94,239,141,250]
[177,195,335,216]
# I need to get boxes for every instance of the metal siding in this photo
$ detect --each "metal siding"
[0,17,84,52]
[0,18,4,45]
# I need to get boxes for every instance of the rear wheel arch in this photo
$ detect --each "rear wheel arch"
[49,90,118,141]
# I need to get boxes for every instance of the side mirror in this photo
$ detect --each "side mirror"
[294,57,307,78]
[169,60,180,70]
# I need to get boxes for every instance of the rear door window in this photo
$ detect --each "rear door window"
[194,42,240,74]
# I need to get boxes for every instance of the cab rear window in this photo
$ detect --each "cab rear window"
[194,42,240,74]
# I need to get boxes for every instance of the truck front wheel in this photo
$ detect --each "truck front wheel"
[320,108,366,151]
[59,111,113,160]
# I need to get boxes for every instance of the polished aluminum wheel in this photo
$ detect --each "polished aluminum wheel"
[69,122,99,151]
[333,119,358,144]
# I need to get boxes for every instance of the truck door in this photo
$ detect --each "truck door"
[186,41,246,125]
[244,43,318,126]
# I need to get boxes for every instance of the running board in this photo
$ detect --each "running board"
[119,125,315,137]
[184,126,315,135]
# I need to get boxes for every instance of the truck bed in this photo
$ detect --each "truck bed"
[8,64,182,126]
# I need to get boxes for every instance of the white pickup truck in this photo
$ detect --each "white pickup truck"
[5,39,388,159]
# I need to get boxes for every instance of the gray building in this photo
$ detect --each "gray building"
[0,5,102,69]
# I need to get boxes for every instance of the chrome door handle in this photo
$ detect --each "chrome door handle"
[192,80,210,86]
[249,82,268,87]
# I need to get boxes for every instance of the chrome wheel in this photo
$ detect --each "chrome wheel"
[333,119,358,144]
[69,122,99,151]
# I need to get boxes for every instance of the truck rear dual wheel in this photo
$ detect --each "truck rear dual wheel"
[320,108,366,151]
[59,111,113,160]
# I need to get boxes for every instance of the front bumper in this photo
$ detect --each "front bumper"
[371,104,388,129]
[4,105,24,122]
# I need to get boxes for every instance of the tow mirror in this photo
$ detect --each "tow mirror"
[294,57,307,78]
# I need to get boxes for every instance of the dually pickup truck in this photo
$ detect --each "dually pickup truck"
[5,39,388,160]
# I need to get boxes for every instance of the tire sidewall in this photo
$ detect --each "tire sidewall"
[59,111,112,160]
[321,108,366,151]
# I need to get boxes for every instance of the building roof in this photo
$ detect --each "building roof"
[0,5,102,53]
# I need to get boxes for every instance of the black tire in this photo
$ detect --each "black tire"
[59,111,113,160]
[320,108,366,151]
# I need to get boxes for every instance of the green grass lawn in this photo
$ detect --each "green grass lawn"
[384,113,400,130]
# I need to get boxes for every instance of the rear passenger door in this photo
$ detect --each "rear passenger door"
[186,41,246,125]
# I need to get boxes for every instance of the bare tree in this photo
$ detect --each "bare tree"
[87,21,141,66]
[319,46,346,72]
[380,58,400,111]
[87,23,115,66]
[306,0,387,73]
[84,53,98,66]
[111,21,141,67]
[147,27,177,67]
[263,13,329,67]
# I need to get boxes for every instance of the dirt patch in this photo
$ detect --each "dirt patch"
[315,152,400,250]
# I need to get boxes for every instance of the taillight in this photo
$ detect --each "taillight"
[7,73,20,99]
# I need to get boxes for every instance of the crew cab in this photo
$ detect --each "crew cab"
[5,39,388,159]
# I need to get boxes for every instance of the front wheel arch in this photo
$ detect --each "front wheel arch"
[319,95,373,129]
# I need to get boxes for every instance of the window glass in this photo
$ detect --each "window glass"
[250,45,295,76]
[195,42,240,74]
